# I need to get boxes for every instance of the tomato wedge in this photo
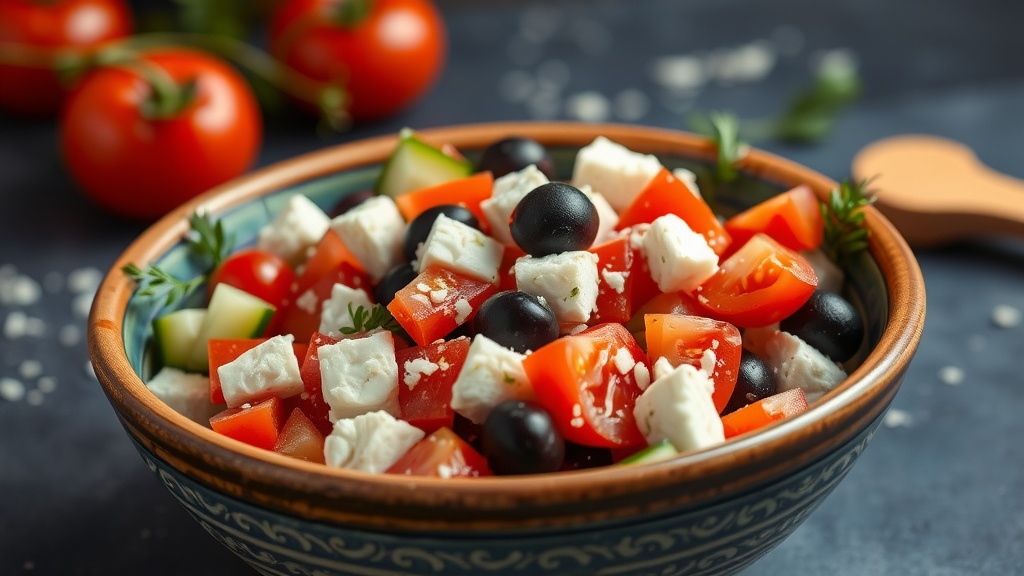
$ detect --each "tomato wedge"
[273,262,371,343]
[695,233,817,328]
[296,332,341,436]
[273,407,326,464]
[388,266,497,346]
[589,234,635,324]
[720,388,808,438]
[292,229,367,296]
[386,427,492,477]
[724,184,823,253]
[209,396,284,450]
[644,314,741,413]
[523,323,646,448]
[394,171,494,234]
[396,337,471,433]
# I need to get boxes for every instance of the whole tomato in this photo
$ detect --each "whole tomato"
[60,48,262,221]
[0,0,132,117]
[208,248,296,310]
[269,0,446,123]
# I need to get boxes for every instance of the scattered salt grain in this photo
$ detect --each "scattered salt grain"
[1,377,26,402]
[991,305,1021,329]
[67,267,102,294]
[883,408,913,428]
[19,360,42,379]
[0,273,42,306]
[37,376,57,394]
[707,41,776,85]
[4,311,46,338]
[25,389,44,406]
[613,89,650,121]
[565,91,611,122]
[651,54,707,92]
[59,324,82,347]
[938,366,964,386]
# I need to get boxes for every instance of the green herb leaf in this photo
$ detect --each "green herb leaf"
[689,110,746,183]
[772,54,862,144]
[186,211,234,270]
[338,303,403,335]
[820,177,877,264]
[121,262,205,307]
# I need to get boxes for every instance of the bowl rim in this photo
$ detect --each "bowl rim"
[89,121,926,530]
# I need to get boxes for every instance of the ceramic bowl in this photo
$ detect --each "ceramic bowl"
[89,122,926,576]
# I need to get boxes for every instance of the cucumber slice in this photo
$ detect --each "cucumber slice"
[618,439,678,466]
[186,283,275,373]
[375,128,473,198]
[152,308,208,371]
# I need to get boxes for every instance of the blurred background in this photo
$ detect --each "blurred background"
[2,0,1023,574]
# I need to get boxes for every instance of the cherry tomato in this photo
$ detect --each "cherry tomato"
[724,184,824,253]
[60,48,262,220]
[269,0,447,122]
[0,0,132,117]
[208,249,296,310]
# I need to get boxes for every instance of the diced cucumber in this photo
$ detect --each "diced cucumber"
[186,283,275,373]
[375,128,473,198]
[618,439,678,466]
[152,308,208,371]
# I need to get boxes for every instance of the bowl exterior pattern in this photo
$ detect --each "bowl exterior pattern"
[137,417,881,576]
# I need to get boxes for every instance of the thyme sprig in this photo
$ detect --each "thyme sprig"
[821,177,877,264]
[339,303,403,335]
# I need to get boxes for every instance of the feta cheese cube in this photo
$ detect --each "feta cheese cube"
[217,335,304,408]
[416,214,504,284]
[764,330,847,403]
[577,184,620,244]
[146,367,221,424]
[481,164,549,245]
[318,283,374,338]
[450,334,534,424]
[632,363,724,452]
[257,194,331,267]
[642,213,719,293]
[513,251,600,326]
[330,196,405,282]
[324,410,425,473]
[319,330,400,421]
[572,136,663,212]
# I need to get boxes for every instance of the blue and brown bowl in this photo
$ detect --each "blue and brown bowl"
[88,122,926,576]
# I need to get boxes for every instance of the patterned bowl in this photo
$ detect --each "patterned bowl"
[89,122,925,576]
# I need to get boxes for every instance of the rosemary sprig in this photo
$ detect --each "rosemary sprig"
[122,262,206,307]
[821,177,877,264]
[339,303,403,335]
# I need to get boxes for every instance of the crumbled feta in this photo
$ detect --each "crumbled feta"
[633,363,724,452]
[601,268,627,294]
[450,334,534,424]
[513,251,600,326]
[217,335,304,408]
[652,356,676,382]
[481,164,550,245]
[295,289,319,315]
[633,361,651,391]
[257,194,331,266]
[403,358,440,389]
[319,331,400,421]
[416,214,504,284]
[323,410,424,473]
[672,167,702,197]
[146,367,221,424]
[642,213,719,293]
[612,346,636,375]
[572,136,663,212]
[454,298,473,325]
[330,196,406,281]
[764,331,847,403]
[318,283,374,338]
[699,349,717,380]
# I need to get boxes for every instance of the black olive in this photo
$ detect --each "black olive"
[780,289,864,362]
[723,349,777,415]
[476,136,556,180]
[330,189,375,218]
[402,204,480,262]
[510,182,599,257]
[474,291,558,354]
[374,263,417,306]
[482,400,565,475]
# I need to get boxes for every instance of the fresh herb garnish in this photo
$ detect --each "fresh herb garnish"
[821,177,877,264]
[122,262,206,307]
[185,210,234,270]
[771,53,862,143]
[339,303,403,335]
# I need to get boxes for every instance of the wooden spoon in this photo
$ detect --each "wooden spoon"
[851,135,1024,247]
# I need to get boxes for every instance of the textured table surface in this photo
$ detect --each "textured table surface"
[2,0,1023,574]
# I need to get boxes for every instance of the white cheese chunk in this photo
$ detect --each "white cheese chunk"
[146,367,221,424]
[318,283,374,338]
[450,334,534,424]
[416,214,504,284]
[403,357,440,389]
[513,251,600,326]
[323,410,424,473]
[642,213,719,293]
[764,330,847,403]
[577,184,620,244]
[257,194,331,267]
[481,164,549,245]
[217,335,304,408]
[329,195,405,282]
[319,331,400,421]
[632,363,725,452]
[572,136,663,212]
[672,167,702,198]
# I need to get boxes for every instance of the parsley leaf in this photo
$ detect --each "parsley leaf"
[339,303,403,335]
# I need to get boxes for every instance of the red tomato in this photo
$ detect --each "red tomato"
[644,314,742,413]
[385,427,492,478]
[589,234,635,324]
[207,338,307,405]
[498,245,524,292]
[695,233,818,328]
[395,336,470,433]
[724,184,824,253]
[0,0,132,117]
[273,261,371,343]
[273,407,326,463]
[209,396,285,450]
[292,229,368,296]
[523,323,647,448]
[394,171,494,234]
[624,290,704,344]
[270,0,446,122]
[208,248,296,310]
[720,387,808,439]
[296,332,341,436]
[387,266,497,346]
[60,48,262,220]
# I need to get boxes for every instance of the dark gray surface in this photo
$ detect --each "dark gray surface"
[2,0,1023,574]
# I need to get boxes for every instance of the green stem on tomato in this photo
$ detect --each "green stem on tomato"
[335,0,374,28]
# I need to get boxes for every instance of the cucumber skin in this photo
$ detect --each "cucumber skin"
[618,439,678,466]
[375,131,473,198]
[152,308,208,371]
[185,284,276,373]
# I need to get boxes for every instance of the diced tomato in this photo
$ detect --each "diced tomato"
[624,290,705,346]
[296,332,340,436]
[292,230,367,296]
[588,234,635,324]
[498,245,525,292]
[695,233,818,328]
[394,171,494,234]
[388,266,498,346]
[273,262,372,343]
[644,314,742,413]
[273,407,326,464]
[616,167,732,256]
[720,388,808,439]
[385,427,493,478]
[724,185,823,253]
[209,396,285,450]
[395,337,470,433]
[523,323,647,448]
[618,226,662,314]
[207,338,306,405]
